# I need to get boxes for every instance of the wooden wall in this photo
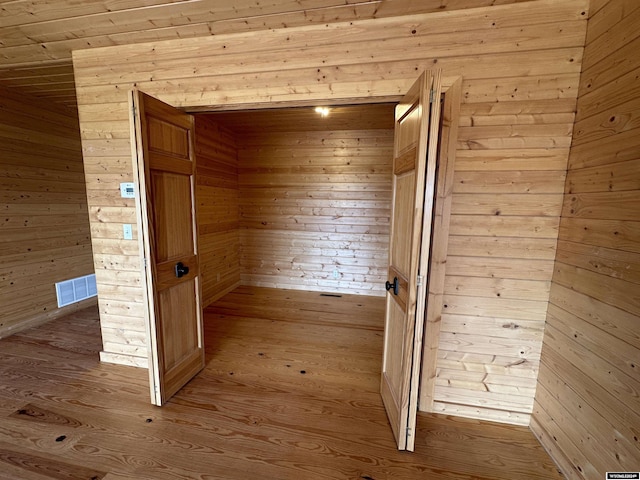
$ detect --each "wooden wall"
[237,129,393,296]
[0,0,540,108]
[0,84,94,338]
[531,0,640,477]
[73,0,588,424]
[194,116,241,307]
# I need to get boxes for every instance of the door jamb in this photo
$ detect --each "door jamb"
[417,77,463,412]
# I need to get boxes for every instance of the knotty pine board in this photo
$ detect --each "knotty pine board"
[72,0,588,424]
[1,1,540,87]
[194,116,241,307]
[554,239,640,285]
[565,158,640,193]
[531,0,640,477]
[237,129,392,296]
[0,84,95,339]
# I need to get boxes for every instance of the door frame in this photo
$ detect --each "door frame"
[419,77,462,412]
[129,76,461,415]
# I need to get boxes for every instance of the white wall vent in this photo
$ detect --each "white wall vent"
[55,274,97,308]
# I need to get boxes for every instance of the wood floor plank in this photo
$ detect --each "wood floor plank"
[0,441,107,480]
[0,286,563,479]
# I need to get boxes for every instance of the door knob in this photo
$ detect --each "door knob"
[175,262,190,278]
[385,277,399,295]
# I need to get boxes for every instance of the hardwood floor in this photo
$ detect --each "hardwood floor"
[0,286,564,479]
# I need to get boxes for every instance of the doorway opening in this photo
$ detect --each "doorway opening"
[193,103,398,305]
[131,75,461,451]
[189,103,400,438]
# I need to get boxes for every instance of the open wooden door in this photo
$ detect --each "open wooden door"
[131,90,205,406]
[381,70,442,450]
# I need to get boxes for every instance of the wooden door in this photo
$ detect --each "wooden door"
[131,90,205,406]
[381,70,442,451]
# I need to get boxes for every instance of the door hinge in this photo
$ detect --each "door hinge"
[406,426,413,437]
[417,275,424,287]
[429,89,435,104]
[143,257,147,268]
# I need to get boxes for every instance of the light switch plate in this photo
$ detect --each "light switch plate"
[123,224,133,240]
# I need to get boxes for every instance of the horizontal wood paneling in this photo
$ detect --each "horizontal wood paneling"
[72,0,587,423]
[194,116,241,307]
[0,0,540,108]
[532,0,640,477]
[442,82,575,425]
[431,0,585,425]
[237,128,393,296]
[0,84,95,338]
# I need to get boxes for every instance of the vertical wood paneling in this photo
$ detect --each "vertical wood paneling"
[194,116,241,307]
[0,85,94,338]
[73,0,587,424]
[237,129,393,296]
[532,0,640,477]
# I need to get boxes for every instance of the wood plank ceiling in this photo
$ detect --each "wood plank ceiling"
[203,104,396,133]
[0,0,536,109]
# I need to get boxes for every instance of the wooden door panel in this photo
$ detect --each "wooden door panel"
[395,102,421,154]
[381,70,442,451]
[151,171,195,261]
[380,297,405,442]
[158,280,198,367]
[384,299,406,393]
[132,90,204,406]
[390,170,416,274]
[147,116,190,159]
